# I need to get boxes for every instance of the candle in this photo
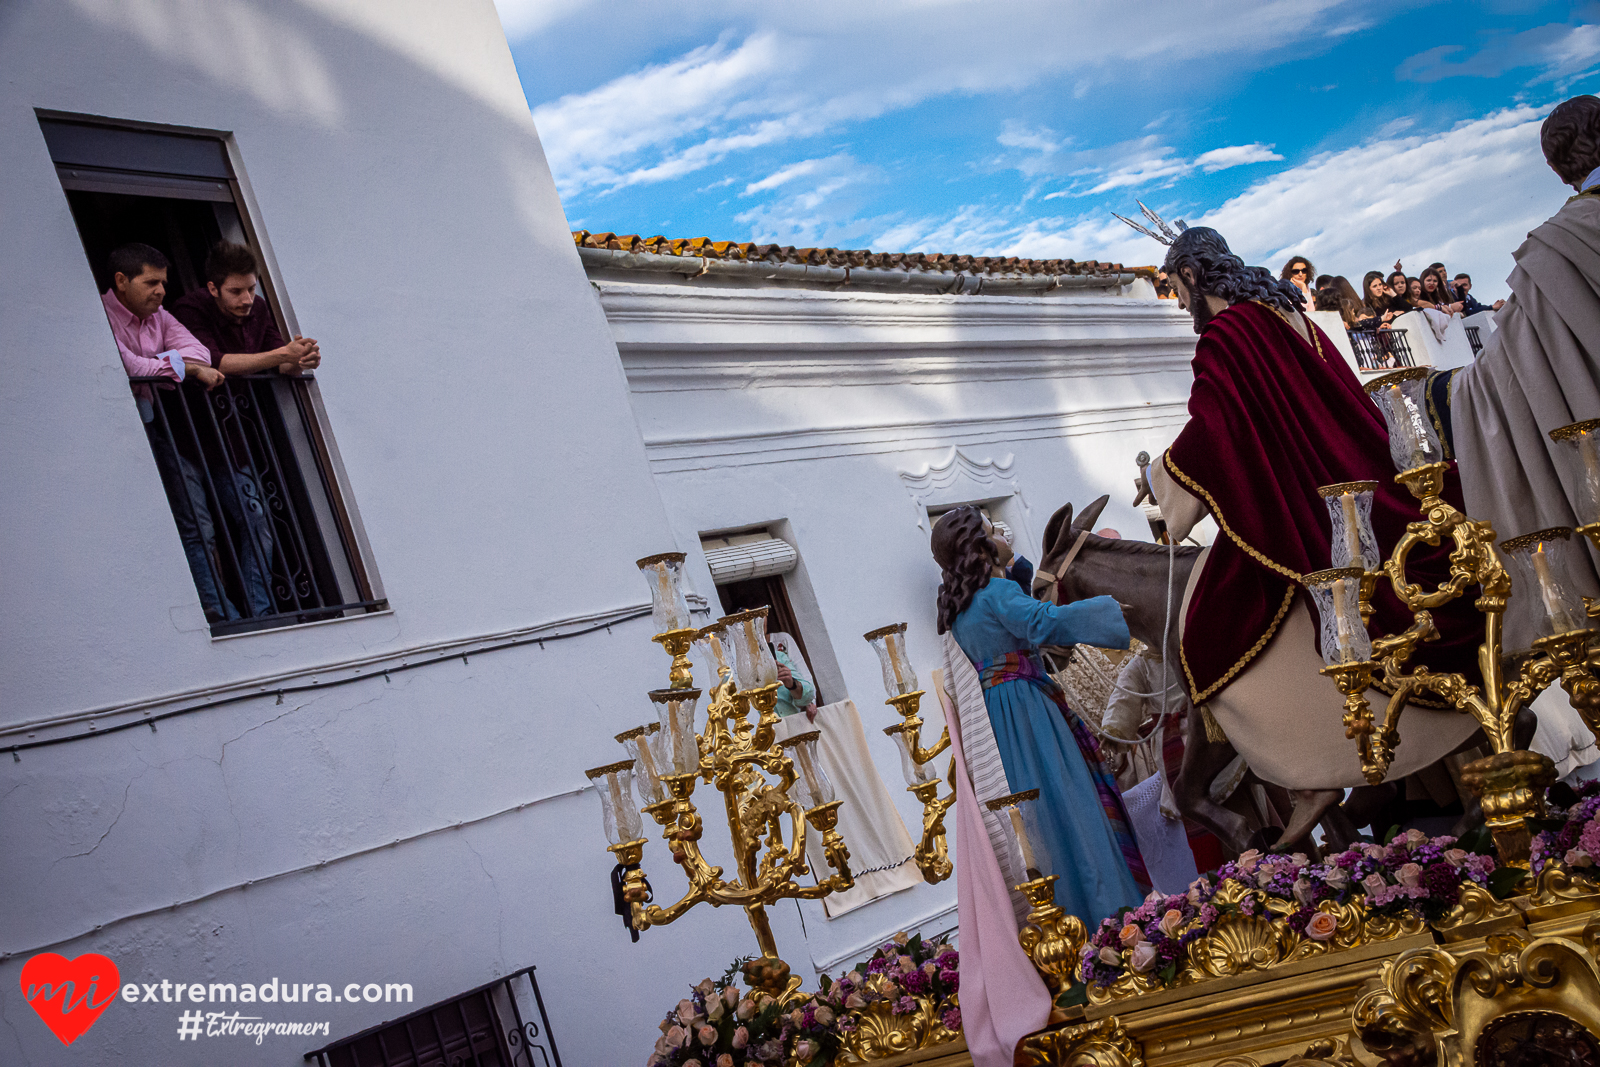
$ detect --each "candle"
[1532,543,1578,633]
[608,775,628,835]
[889,634,906,692]
[1341,492,1362,568]
[1582,433,1600,513]
[797,746,822,803]
[635,731,659,785]
[1332,578,1355,661]
[1008,806,1038,874]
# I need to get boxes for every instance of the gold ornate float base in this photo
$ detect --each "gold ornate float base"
[1001,883,1600,1067]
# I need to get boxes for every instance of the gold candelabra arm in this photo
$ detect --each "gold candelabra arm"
[793,800,855,899]
[909,778,955,884]
[652,627,699,690]
[887,690,952,765]
[1015,875,1087,998]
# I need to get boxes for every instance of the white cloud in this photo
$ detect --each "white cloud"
[1194,143,1285,172]
[1398,21,1600,86]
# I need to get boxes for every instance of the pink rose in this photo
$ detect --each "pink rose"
[1186,884,1204,906]
[732,1026,749,1050]
[1256,868,1276,888]
[706,997,725,1022]
[1443,848,1468,868]
[795,1039,817,1061]
[845,992,867,1010]
[1305,912,1338,941]
[1236,848,1262,872]
[1118,922,1144,947]
[723,986,740,1009]
[815,1005,835,1027]
[736,998,756,1021]
[1098,946,1122,967]
[717,1055,735,1067]
[1130,942,1159,973]
[696,978,717,997]
[1292,878,1314,905]
[1290,853,1310,866]
[1567,848,1595,868]
[1396,863,1423,888]
[697,1025,717,1047]
[1159,908,1184,938]
[846,970,864,985]
[676,999,697,1026]
[1404,828,1428,847]
[1324,867,1350,890]
[1362,873,1388,897]
[666,1025,688,1049]
[893,931,910,944]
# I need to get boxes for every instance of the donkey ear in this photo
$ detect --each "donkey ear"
[1042,503,1073,559]
[1073,494,1111,534]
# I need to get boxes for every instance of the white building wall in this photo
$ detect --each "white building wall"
[602,280,1199,973]
[0,3,787,1064]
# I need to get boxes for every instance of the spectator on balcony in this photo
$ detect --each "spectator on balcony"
[103,243,272,624]
[1415,271,1462,314]
[1454,274,1505,315]
[1408,277,1424,303]
[772,645,816,718]
[1363,271,1404,327]
[1280,256,1315,306]
[173,241,320,374]
[1386,269,1409,300]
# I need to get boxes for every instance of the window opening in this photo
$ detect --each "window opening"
[45,116,384,635]
[703,531,821,703]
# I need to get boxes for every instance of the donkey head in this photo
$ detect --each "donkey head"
[1032,494,1110,603]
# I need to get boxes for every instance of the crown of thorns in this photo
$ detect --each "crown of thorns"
[1111,201,1188,245]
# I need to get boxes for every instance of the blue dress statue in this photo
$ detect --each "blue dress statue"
[937,509,1148,925]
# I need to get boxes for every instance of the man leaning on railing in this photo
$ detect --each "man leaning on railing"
[172,241,320,375]
[101,242,271,624]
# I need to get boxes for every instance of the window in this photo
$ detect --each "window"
[700,529,822,702]
[44,116,384,636]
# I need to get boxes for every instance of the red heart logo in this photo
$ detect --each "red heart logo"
[19,953,120,1045]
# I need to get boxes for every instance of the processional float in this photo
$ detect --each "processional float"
[583,386,1600,1065]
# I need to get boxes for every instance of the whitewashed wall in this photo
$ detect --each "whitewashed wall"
[600,279,1199,973]
[0,3,797,1064]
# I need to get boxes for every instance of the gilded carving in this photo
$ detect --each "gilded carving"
[835,994,960,1064]
[1017,1018,1143,1067]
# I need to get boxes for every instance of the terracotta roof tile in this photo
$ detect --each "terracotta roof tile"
[572,231,1124,276]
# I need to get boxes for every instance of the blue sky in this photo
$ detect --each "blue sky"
[496,0,1598,295]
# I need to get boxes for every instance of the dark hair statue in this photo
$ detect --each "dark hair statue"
[108,242,168,281]
[931,506,996,634]
[1542,94,1600,188]
[204,240,259,287]
[1162,227,1303,332]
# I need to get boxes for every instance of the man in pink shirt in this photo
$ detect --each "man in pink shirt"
[104,243,273,624]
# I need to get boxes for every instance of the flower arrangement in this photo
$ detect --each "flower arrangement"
[649,962,847,1067]
[820,932,960,1035]
[1079,831,1498,992]
[1532,781,1600,875]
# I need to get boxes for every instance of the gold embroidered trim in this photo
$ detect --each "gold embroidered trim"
[1164,451,1302,581]
[1180,584,1298,704]
[1253,300,1325,363]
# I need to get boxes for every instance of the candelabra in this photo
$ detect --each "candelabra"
[986,790,1087,999]
[863,624,955,883]
[583,553,855,1001]
[1305,369,1600,863]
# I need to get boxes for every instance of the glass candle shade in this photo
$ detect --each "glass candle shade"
[779,729,835,809]
[649,688,703,775]
[985,790,1049,879]
[721,608,779,691]
[864,622,919,698]
[1550,420,1600,527]
[693,622,732,681]
[1365,369,1443,473]
[637,552,693,633]
[1304,567,1373,665]
[584,760,644,846]
[883,723,936,786]
[1501,528,1589,644]
[1317,482,1381,571]
[616,722,665,804]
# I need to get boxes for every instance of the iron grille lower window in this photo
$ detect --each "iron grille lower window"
[1347,327,1415,372]
[133,374,385,635]
[305,967,561,1067]
[1466,325,1483,356]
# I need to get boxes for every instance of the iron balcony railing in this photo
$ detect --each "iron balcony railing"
[131,373,385,636]
[305,967,562,1067]
[1466,325,1483,356]
[1347,327,1416,372]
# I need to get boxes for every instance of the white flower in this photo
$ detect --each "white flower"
[1130,943,1159,973]
[1098,946,1122,967]
[1567,848,1595,868]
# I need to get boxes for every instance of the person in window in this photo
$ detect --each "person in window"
[103,243,270,623]
[1279,256,1315,307]
[772,645,816,717]
[933,506,1148,921]
[1453,273,1505,315]
[172,241,320,373]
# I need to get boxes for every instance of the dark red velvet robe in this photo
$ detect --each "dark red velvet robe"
[1164,301,1480,705]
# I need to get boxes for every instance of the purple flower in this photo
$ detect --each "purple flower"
[894,995,918,1014]
[939,968,959,993]
[941,1007,962,1032]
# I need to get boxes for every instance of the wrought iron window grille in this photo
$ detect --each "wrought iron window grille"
[132,373,386,636]
[1347,327,1415,372]
[305,966,561,1067]
[1466,325,1484,356]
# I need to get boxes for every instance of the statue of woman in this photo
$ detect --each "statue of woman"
[932,506,1149,922]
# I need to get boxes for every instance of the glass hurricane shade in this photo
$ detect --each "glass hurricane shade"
[883,724,936,786]
[585,760,643,846]
[616,723,665,804]
[1366,371,1443,473]
[985,790,1049,879]
[720,608,780,691]
[779,730,835,809]
[1500,529,1590,645]
[650,688,702,775]
[1317,483,1380,571]
[637,552,692,633]
[693,622,732,680]
[1550,420,1600,527]
[864,622,918,697]
[1305,567,1373,665]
